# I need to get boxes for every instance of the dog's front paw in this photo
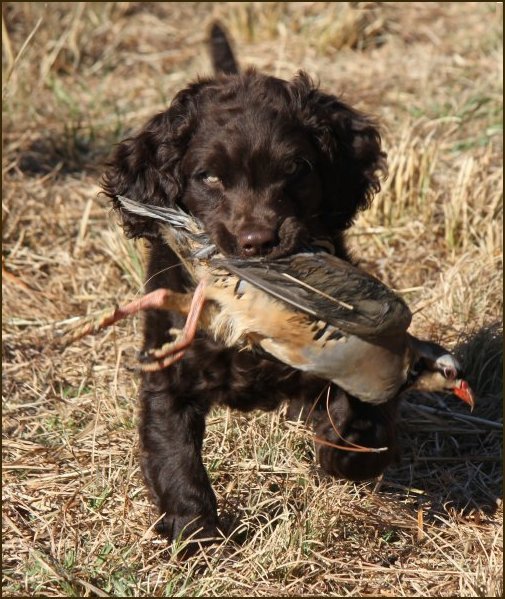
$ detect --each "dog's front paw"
[154,512,222,558]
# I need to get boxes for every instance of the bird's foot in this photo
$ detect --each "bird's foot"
[136,332,189,371]
[52,306,122,348]
[134,280,207,372]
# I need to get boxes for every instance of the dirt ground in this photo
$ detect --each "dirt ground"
[2,3,503,597]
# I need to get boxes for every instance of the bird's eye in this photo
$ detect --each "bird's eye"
[443,366,457,380]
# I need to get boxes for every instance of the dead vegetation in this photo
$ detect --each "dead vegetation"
[2,2,502,597]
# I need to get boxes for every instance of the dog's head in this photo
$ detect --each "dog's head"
[103,69,386,259]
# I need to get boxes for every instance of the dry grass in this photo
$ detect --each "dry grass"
[2,2,503,597]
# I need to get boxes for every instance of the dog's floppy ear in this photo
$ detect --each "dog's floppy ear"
[290,71,387,230]
[101,79,211,239]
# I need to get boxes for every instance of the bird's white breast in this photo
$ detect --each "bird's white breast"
[204,276,411,404]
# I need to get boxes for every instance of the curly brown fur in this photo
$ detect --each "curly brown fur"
[102,68,386,257]
[101,23,391,552]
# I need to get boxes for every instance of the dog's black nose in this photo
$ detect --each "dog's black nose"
[238,227,277,257]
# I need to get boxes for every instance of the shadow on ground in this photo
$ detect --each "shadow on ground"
[384,322,502,518]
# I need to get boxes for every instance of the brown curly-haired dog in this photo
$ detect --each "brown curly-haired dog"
[101,23,394,553]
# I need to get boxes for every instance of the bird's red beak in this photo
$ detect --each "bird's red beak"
[452,380,475,411]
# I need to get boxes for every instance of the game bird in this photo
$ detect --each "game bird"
[61,195,474,409]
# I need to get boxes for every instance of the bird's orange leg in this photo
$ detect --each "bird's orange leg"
[57,281,206,350]
[139,279,208,371]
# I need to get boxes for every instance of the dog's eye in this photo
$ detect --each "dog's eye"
[201,173,222,187]
[285,160,312,181]
[285,162,299,176]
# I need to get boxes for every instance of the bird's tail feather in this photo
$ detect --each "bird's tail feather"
[116,195,199,231]
[116,195,216,260]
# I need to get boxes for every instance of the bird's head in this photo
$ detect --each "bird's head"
[409,350,475,410]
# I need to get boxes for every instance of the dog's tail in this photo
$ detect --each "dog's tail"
[208,22,239,75]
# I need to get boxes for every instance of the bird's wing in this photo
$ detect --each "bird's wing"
[212,253,412,337]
